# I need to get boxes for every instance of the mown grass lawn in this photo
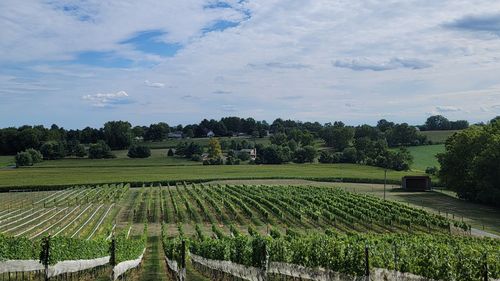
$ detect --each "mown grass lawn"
[0,163,425,187]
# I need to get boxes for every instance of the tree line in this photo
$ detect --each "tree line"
[0,115,470,156]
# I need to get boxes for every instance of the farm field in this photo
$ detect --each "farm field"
[1,183,499,281]
[418,130,459,143]
[0,163,426,188]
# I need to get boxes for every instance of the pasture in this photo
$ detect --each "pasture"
[406,144,445,171]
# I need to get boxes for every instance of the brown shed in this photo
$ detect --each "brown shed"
[401,176,431,191]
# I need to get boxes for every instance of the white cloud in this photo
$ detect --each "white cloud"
[3,0,500,127]
[334,58,431,71]
[435,106,462,112]
[82,91,130,107]
[144,80,165,88]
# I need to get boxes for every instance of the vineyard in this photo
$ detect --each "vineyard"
[0,183,499,281]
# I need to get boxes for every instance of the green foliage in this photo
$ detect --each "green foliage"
[293,146,317,163]
[208,138,223,159]
[167,148,174,156]
[103,121,132,150]
[49,236,108,264]
[320,123,354,151]
[438,122,500,206]
[40,141,66,160]
[88,141,115,159]
[425,166,438,175]
[188,232,500,280]
[0,234,40,260]
[15,151,33,167]
[127,145,151,158]
[25,148,43,163]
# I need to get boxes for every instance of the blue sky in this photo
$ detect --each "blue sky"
[1,0,500,128]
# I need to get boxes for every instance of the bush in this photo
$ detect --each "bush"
[236,151,251,161]
[15,151,32,167]
[425,166,438,175]
[293,146,317,163]
[88,141,115,159]
[127,145,151,158]
[191,154,202,162]
[226,156,240,165]
[318,150,341,163]
[40,141,66,160]
[203,157,224,165]
[25,148,43,163]
[167,148,174,156]
[341,147,357,163]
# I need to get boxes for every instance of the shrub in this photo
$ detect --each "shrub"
[341,147,357,163]
[425,166,438,175]
[191,154,202,162]
[167,148,174,156]
[15,151,32,167]
[25,148,43,163]
[293,146,317,163]
[127,145,151,158]
[237,151,251,161]
[88,141,115,159]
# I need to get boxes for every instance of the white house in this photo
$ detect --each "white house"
[207,130,215,137]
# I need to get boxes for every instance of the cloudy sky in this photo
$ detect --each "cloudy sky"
[1,0,500,128]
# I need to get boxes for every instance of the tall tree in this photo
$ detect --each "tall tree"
[103,121,132,150]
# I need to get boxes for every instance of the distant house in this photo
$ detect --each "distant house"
[207,130,215,138]
[134,136,144,141]
[168,131,183,139]
[401,176,431,191]
[238,148,257,161]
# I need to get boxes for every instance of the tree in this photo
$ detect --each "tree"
[293,146,317,163]
[103,121,132,150]
[341,147,358,163]
[127,145,151,158]
[424,115,451,131]
[256,145,291,164]
[15,151,32,167]
[167,148,174,156]
[207,138,223,159]
[438,122,500,206]
[40,141,66,160]
[144,123,169,141]
[88,141,115,159]
[74,144,87,157]
[320,124,354,151]
[25,148,43,163]
[270,133,287,146]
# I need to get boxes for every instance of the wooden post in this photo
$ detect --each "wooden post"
[110,237,116,281]
[365,246,370,277]
[484,253,489,281]
[41,236,50,281]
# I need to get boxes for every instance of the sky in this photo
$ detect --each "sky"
[1,0,500,129]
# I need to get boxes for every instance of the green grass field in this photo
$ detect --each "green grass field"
[407,144,445,171]
[33,149,199,168]
[418,130,459,143]
[0,155,14,168]
[0,163,425,187]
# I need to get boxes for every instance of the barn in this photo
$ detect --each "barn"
[401,176,431,191]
